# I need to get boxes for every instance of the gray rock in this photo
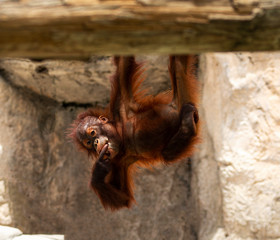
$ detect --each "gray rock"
[0,56,196,240]
[4,53,280,240]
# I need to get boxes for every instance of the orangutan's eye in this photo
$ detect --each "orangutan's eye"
[83,139,92,149]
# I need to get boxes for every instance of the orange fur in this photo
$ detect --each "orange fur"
[70,55,200,211]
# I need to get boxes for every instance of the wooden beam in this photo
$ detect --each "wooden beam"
[0,0,280,58]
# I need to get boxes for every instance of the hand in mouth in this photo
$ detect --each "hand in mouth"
[99,144,110,160]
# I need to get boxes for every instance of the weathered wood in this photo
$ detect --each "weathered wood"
[0,0,280,58]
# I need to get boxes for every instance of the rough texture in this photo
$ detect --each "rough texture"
[0,180,12,225]
[0,225,64,240]
[0,56,198,240]
[1,1,280,57]
[0,56,169,104]
[1,53,280,240]
[201,53,280,239]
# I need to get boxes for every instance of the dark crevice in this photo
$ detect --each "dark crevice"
[186,157,192,198]
[229,0,239,12]
[62,102,94,109]
[35,65,49,74]
[190,224,198,240]
[0,67,10,83]
[29,58,45,62]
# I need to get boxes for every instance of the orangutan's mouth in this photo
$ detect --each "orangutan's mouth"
[99,144,109,159]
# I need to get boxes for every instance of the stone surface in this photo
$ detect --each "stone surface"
[201,53,280,239]
[0,226,22,240]
[0,225,64,240]
[13,235,64,240]
[1,0,280,58]
[0,56,197,240]
[0,56,169,105]
[0,204,12,225]
[0,181,6,203]
[0,57,113,105]
[1,53,280,240]
[0,180,12,225]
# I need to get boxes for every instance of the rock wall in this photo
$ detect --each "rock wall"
[0,56,198,240]
[0,53,279,240]
[0,225,63,240]
[200,53,280,239]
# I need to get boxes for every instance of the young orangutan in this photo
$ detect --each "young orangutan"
[69,56,200,210]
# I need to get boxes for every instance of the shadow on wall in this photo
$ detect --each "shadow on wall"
[3,53,277,240]
[0,56,215,240]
